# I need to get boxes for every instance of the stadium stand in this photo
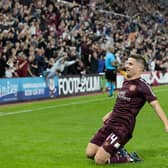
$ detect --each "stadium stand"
[0,0,167,78]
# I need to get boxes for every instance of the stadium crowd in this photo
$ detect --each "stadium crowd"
[0,0,167,78]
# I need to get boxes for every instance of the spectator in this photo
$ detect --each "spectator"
[98,55,105,74]
[0,0,167,78]
[35,47,47,76]
[16,52,30,77]
[0,52,9,78]
[88,50,98,74]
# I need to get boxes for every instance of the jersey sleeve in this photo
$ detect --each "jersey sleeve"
[141,81,157,103]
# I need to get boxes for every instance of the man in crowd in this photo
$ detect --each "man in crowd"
[43,54,78,96]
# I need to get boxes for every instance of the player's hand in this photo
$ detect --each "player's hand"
[164,121,168,132]
[102,111,111,123]
[165,127,168,133]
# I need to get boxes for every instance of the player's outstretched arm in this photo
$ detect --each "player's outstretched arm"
[150,100,168,132]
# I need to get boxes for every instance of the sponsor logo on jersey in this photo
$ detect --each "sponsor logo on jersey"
[129,85,136,91]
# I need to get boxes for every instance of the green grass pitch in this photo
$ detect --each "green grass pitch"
[0,85,168,168]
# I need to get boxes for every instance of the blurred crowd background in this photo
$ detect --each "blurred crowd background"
[0,0,167,78]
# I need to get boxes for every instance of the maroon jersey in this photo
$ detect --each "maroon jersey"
[90,77,157,154]
[107,78,157,137]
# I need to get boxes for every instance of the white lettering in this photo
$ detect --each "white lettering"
[109,133,118,144]
[24,89,45,96]
[23,83,46,89]
[0,81,18,97]
[58,76,101,95]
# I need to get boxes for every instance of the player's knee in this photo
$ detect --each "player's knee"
[85,143,98,159]
[94,147,110,165]
[94,153,106,165]
[86,147,95,159]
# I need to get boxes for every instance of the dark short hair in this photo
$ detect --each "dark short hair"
[130,54,147,70]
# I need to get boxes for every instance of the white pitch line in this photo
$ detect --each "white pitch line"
[0,87,167,117]
[0,97,110,117]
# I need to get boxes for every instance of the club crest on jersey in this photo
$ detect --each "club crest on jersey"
[129,85,136,91]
